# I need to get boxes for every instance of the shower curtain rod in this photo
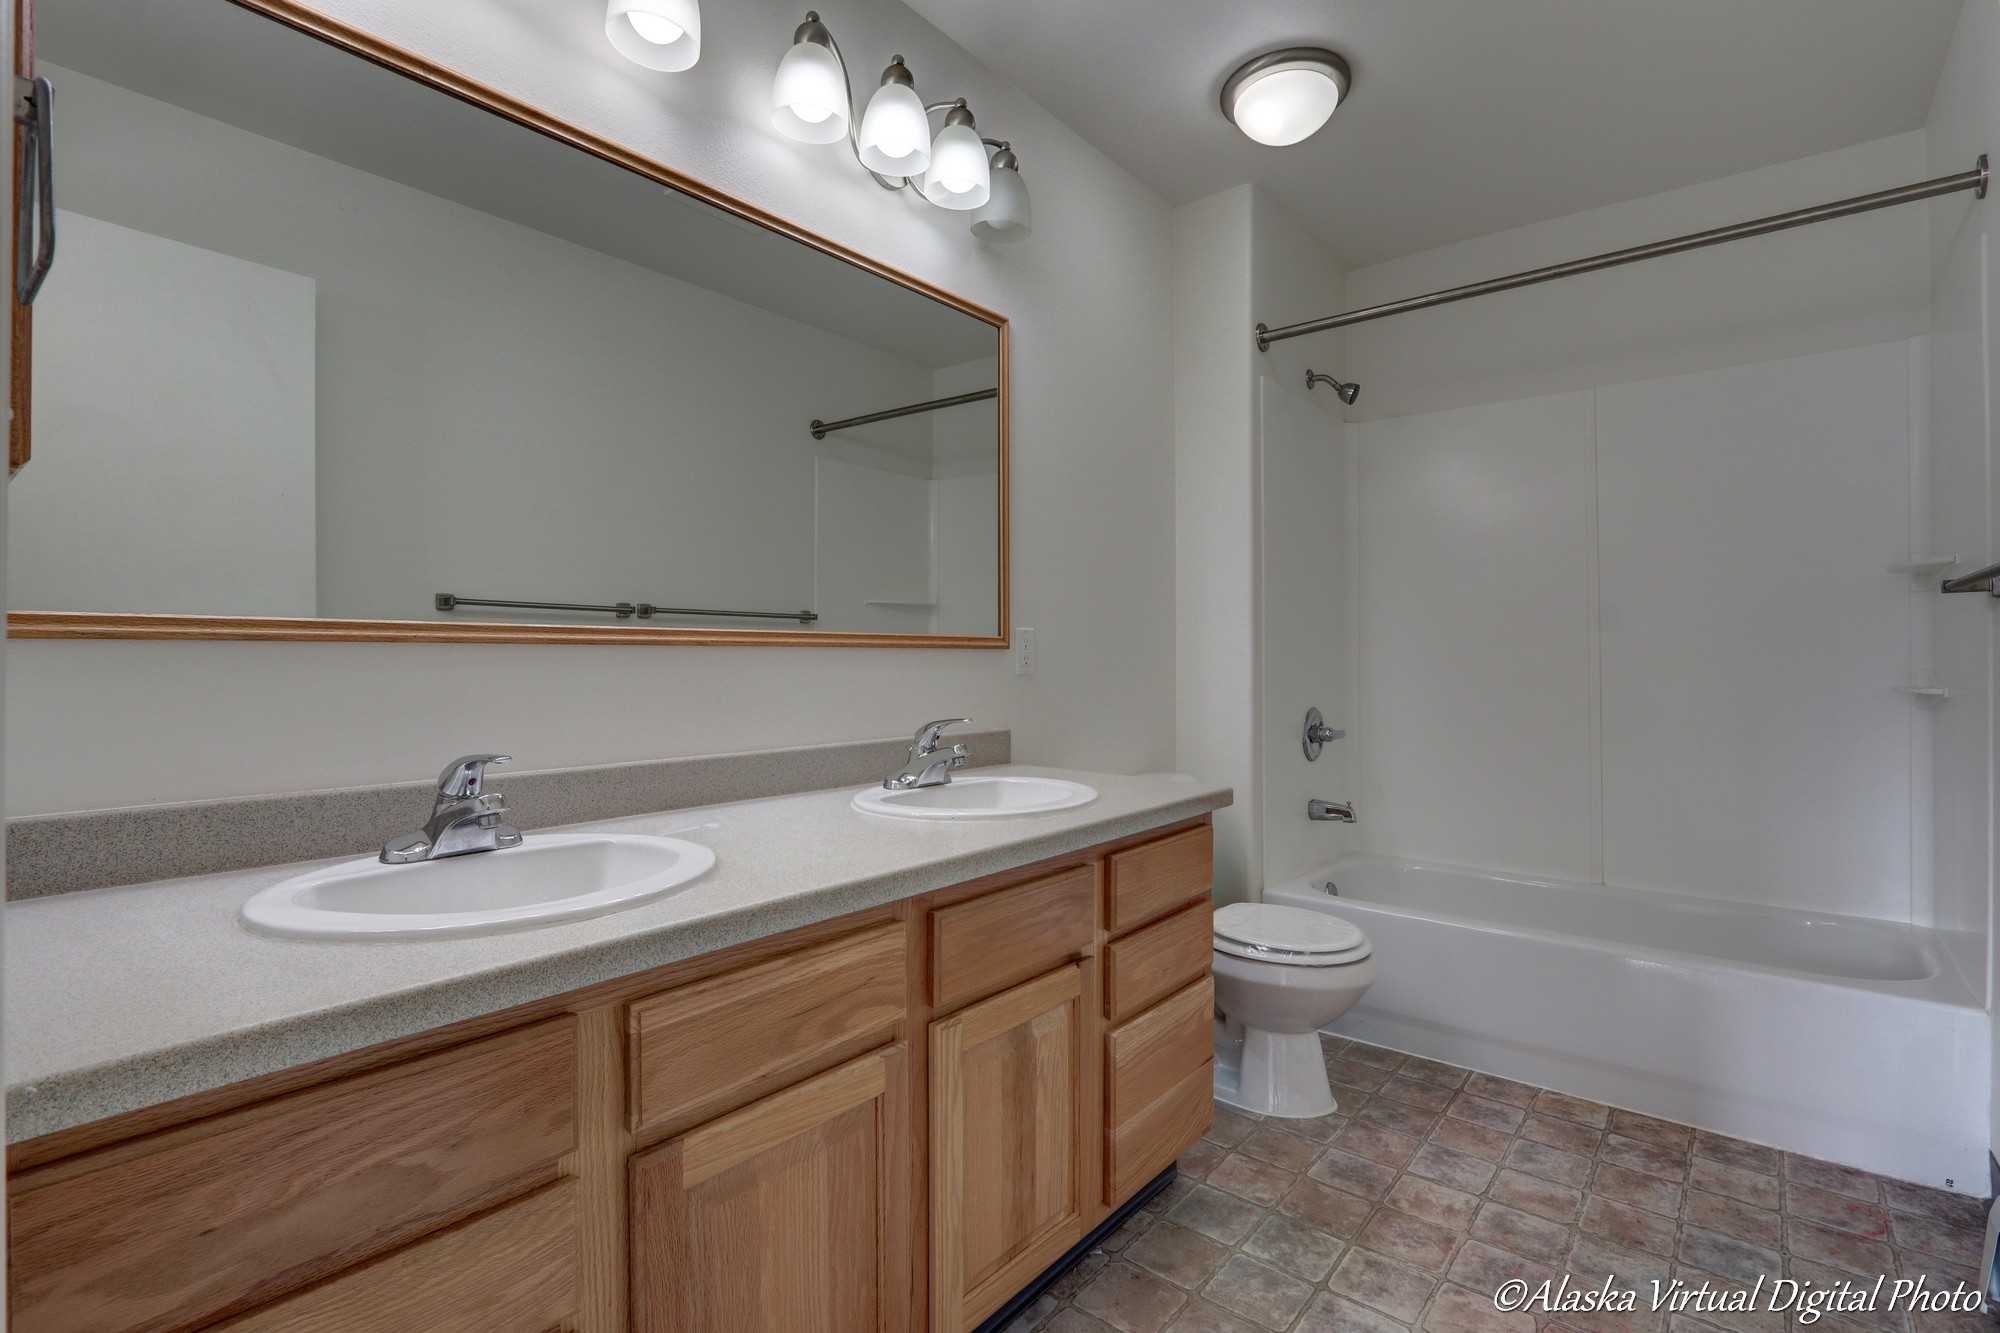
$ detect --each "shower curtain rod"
[1255,155,1990,351]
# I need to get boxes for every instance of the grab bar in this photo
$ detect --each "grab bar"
[1941,561,2000,597]
[435,593,817,624]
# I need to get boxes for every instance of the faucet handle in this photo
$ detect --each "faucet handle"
[913,718,973,752]
[437,753,512,799]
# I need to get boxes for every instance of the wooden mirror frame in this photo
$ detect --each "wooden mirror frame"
[5,0,1009,648]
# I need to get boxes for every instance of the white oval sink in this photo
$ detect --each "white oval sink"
[241,833,715,940]
[852,775,1097,820]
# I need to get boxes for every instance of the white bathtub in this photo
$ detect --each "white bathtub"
[1267,854,1990,1190]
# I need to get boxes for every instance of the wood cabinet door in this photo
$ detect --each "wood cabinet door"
[928,964,1089,1333]
[629,1045,910,1333]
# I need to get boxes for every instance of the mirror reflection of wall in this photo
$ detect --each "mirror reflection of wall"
[9,0,1003,640]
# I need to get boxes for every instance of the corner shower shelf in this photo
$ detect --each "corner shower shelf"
[1895,684,1955,709]
[1889,555,1960,584]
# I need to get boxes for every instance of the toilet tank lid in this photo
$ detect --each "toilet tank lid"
[1213,902,1366,954]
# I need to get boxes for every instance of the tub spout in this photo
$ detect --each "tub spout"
[1308,799,1356,823]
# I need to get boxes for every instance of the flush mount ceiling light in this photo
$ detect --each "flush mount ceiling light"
[770,11,1029,241]
[605,0,701,71]
[1222,48,1351,147]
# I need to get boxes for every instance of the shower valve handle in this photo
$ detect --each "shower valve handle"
[1302,707,1344,761]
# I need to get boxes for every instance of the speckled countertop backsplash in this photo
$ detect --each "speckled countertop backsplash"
[5,729,1011,899]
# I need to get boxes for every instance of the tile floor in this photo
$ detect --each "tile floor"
[1003,1035,1991,1333]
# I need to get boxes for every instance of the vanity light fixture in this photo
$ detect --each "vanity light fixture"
[771,12,1029,241]
[605,0,701,71]
[922,105,990,210]
[971,145,1032,240]
[1222,48,1351,146]
[856,57,931,175]
[771,13,849,142]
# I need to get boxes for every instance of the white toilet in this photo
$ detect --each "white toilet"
[1211,902,1375,1118]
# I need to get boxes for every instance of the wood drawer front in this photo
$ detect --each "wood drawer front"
[1104,900,1212,1024]
[930,865,1097,1011]
[9,1018,578,1333]
[208,1181,579,1333]
[1107,1060,1213,1202]
[630,921,906,1136]
[1105,825,1213,933]
[1105,976,1214,1131]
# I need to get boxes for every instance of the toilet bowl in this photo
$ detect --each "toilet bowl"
[1211,902,1375,1118]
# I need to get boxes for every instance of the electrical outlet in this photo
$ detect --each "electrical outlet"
[1014,627,1036,676]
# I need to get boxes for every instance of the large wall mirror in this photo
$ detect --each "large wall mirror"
[7,0,1007,645]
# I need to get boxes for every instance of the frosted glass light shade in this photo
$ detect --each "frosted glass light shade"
[1221,50,1350,147]
[771,41,849,144]
[605,0,701,72]
[858,83,932,176]
[970,163,1031,241]
[922,122,990,210]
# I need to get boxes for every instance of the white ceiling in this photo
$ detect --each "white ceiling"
[902,0,1967,268]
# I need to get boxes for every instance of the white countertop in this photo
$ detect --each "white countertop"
[4,766,1230,1142]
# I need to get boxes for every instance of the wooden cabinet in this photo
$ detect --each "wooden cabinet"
[929,865,1096,1010]
[1105,824,1213,932]
[631,1046,910,1333]
[628,921,907,1139]
[8,1018,578,1333]
[1105,899,1212,1024]
[1105,978,1215,1200]
[929,965,1091,1333]
[6,816,1215,1333]
[205,1182,581,1333]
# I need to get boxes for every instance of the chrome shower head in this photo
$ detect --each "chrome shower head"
[1306,369,1359,405]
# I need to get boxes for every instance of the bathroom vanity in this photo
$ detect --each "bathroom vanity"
[3,776,1221,1333]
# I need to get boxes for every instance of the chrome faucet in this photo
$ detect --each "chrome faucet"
[381,754,525,864]
[1308,799,1357,824]
[884,718,972,790]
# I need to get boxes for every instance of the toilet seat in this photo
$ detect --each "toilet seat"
[1213,902,1371,967]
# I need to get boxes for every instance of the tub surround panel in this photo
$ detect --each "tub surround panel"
[5,728,1009,900]
[2,766,1228,1142]
[1595,343,1916,920]
[1355,341,1937,927]
[1355,391,1599,885]
[1258,374,1355,891]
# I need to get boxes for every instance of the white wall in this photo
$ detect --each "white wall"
[1173,187,1258,902]
[6,0,1177,814]
[1923,0,2000,1149]
[10,211,317,617]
